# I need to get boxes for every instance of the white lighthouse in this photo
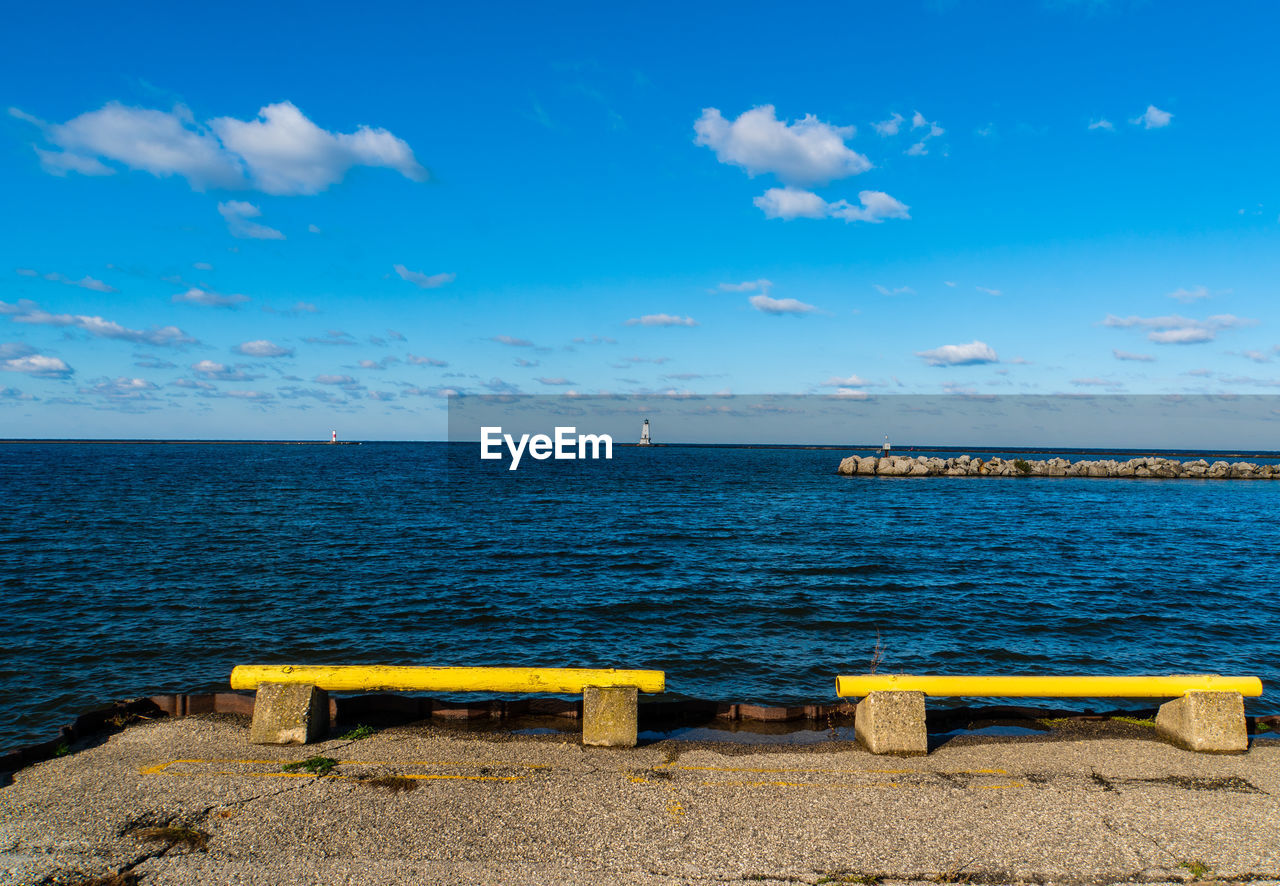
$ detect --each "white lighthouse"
[331,429,338,444]
[639,419,651,446]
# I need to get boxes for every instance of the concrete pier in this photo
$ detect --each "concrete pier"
[3,715,1279,885]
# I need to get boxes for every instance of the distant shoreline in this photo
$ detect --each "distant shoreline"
[3,439,1277,460]
[0,439,362,446]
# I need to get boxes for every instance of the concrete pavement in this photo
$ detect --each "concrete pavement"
[2,715,1278,885]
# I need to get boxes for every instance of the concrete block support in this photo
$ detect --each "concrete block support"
[249,682,329,745]
[582,686,638,748]
[1155,691,1248,752]
[855,690,927,755]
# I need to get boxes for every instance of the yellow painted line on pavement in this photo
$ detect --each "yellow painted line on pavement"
[241,772,523,782]
[670,765,916,775]
[667,765,1009,777]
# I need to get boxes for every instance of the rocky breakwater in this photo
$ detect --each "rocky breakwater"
[837,453,1280,479]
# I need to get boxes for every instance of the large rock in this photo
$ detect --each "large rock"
[834,453,1271,480]
[876,456,909,476]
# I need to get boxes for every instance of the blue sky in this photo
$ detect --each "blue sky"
[3,0,1279,439]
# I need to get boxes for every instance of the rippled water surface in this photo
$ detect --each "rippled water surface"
[3,441,1277,750]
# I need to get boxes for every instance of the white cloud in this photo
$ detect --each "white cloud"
[753,186,830,219]
[833,191,911,223]
[0,298,196,347]
[47,272,115,292]
[916,340,999,366]
[754,187,909,223]
[1241,350,1272,364]
[33,148,115,176]
[81,376,159,402]
[12,103,242,188]
[304,330,357,347]
[11,100,428,195]
[822,373,870,386]
[944,281,957,287]
[211,101,427,194]
[399,385,459,399]
[1167,286,1209,303]
[872,113,905,136]
[193,262,213,271]
[492,334,535,347]
[308,224,321,233]
[0,343,73,378]
[1149,327,1215,344]
[482,377,522,394]
[537,377,575,386]
[874,284,914,296]
[1131,104,1173,129]
[626,314,698,327]
[315,374,361,387]
[172,287,249,307]
[394,264,456,289]
[407,354,448,366]
[16,268,117,292]
[1113,349,1155,362]
[748,294,817,315]
[1088,118,1115,131]
[905,111,944,156]
[694,105,870,186]
[976,286,1002,296]
[717,279,771,293]
[218,201,284,240]
[1103,313,1255,344]
[911,111,944,137]
[357,357,400,370]
[192,359,261,381]
[234,339,293,357]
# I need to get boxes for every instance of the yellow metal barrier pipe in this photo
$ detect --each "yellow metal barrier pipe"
[835,674,1263,698]
[231,664,665,695]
